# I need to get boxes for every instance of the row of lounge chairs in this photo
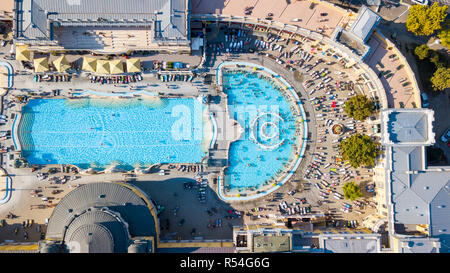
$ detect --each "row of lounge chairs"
[89,73,143,84]
[158,74,195,82]
[34,74,71,82]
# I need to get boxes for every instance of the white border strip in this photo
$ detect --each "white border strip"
[0,177,12,204]
[0,61,13,88]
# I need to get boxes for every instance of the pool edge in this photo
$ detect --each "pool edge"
[216,61,309,202]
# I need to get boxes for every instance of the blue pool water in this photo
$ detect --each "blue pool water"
[223,70,298,189]
[19,98,206,169]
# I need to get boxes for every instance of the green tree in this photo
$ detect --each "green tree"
[438,28,450,49]
[343,182,363,201]
[414,44,430,60]
[406,3,448,36]
[430,67,450,91]
[339,134,381,168]
[344,95,374,121]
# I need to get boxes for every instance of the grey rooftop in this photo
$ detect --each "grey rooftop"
[382,109,450,252]
[14,0,190,43]
[45,182,157,253]
[381,109,435,146]
[348,5,382,43]
[397,237,441,253]
[319,234,382,253]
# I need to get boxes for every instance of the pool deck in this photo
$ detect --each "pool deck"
[207,92,243,173]
[11,72,202,98]
[3,71,211,169]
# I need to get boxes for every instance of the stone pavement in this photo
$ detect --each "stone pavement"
[192,0,353,37]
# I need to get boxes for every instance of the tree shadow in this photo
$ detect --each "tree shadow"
[191,0,226,14]
[0,221,47,244]
[130,178,243,245]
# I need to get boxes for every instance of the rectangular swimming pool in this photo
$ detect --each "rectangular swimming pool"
[18,98,208,170]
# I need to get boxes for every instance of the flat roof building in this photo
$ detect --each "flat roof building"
[348,6,382,43]
[381,109,435,146]
[331,5,381,61]
[381,108,450,252]
[234,227,293,253]
[233,227,383,253]
[13,0,191,53]
[395,237,441,253]
[319,233,382,253]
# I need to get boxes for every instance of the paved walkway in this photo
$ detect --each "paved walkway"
[364,33,420,108]
[192,0,352,37]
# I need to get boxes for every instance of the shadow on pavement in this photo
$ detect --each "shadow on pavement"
[131,178,243,241]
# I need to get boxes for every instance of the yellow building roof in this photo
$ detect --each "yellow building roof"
[126,58,141,73]
[96,60,110,74]
[52,55,71,73]
[15,44,31,61]
[109,59,124,74]
[34,57,49,73]
[82,57,97,72]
